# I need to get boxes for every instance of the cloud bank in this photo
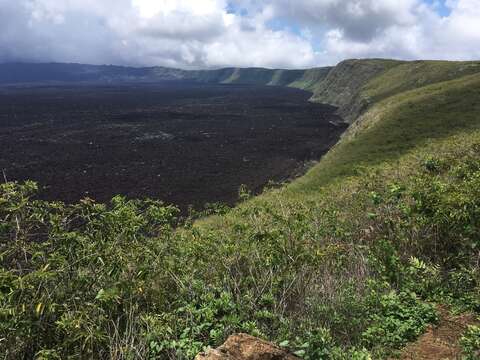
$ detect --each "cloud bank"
[0,0,478,68]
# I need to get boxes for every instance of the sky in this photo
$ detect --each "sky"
[0,0,479,69]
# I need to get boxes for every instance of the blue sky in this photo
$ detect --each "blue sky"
[424,0,452,16]
[0,0,479,68]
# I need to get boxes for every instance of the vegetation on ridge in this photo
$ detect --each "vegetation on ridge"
[1,59,480,359]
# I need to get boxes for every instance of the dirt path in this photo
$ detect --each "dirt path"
[395,306,478,360]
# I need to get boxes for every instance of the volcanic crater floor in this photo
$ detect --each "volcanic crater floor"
[0,82,346,210]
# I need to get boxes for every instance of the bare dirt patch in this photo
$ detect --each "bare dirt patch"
[395,306,478,360]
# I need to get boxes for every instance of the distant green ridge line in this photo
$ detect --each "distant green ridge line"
[0,62,332,92]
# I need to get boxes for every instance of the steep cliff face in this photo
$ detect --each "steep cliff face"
[309,59,480,124]
[288,67,332,91]
[222,68,290,85]
[309,59,404,123]
[188,67,331,88]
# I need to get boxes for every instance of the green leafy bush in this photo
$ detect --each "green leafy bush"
[460,325,480,360]
[0,182,180,358]
[362,291,437,351]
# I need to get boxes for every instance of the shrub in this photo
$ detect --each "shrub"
[362,291,437,352]
[460,325,480,360]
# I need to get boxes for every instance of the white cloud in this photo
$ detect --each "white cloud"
[268,0,480,64]
[132,0,223,18]
[270,0,419,41]
[204,24,315,68]
[0,0,478,68]
[0,0,316,68]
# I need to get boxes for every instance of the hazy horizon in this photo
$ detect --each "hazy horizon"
[3,57,480,73]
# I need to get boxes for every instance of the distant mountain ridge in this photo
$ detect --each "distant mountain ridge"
[0,62,331,89]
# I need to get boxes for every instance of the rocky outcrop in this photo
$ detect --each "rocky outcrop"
[195,334,299,360]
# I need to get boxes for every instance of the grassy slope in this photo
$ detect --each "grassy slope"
[200,60,480,224]
[289,71,480,194]
[364,60,480,102]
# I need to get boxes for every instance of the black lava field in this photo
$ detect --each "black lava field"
[0,82,346,211]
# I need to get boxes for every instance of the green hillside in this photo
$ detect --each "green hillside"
[291,70,480,192]
[364,60,480,102]
[1,59,480,359]
[309,59,480,123]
